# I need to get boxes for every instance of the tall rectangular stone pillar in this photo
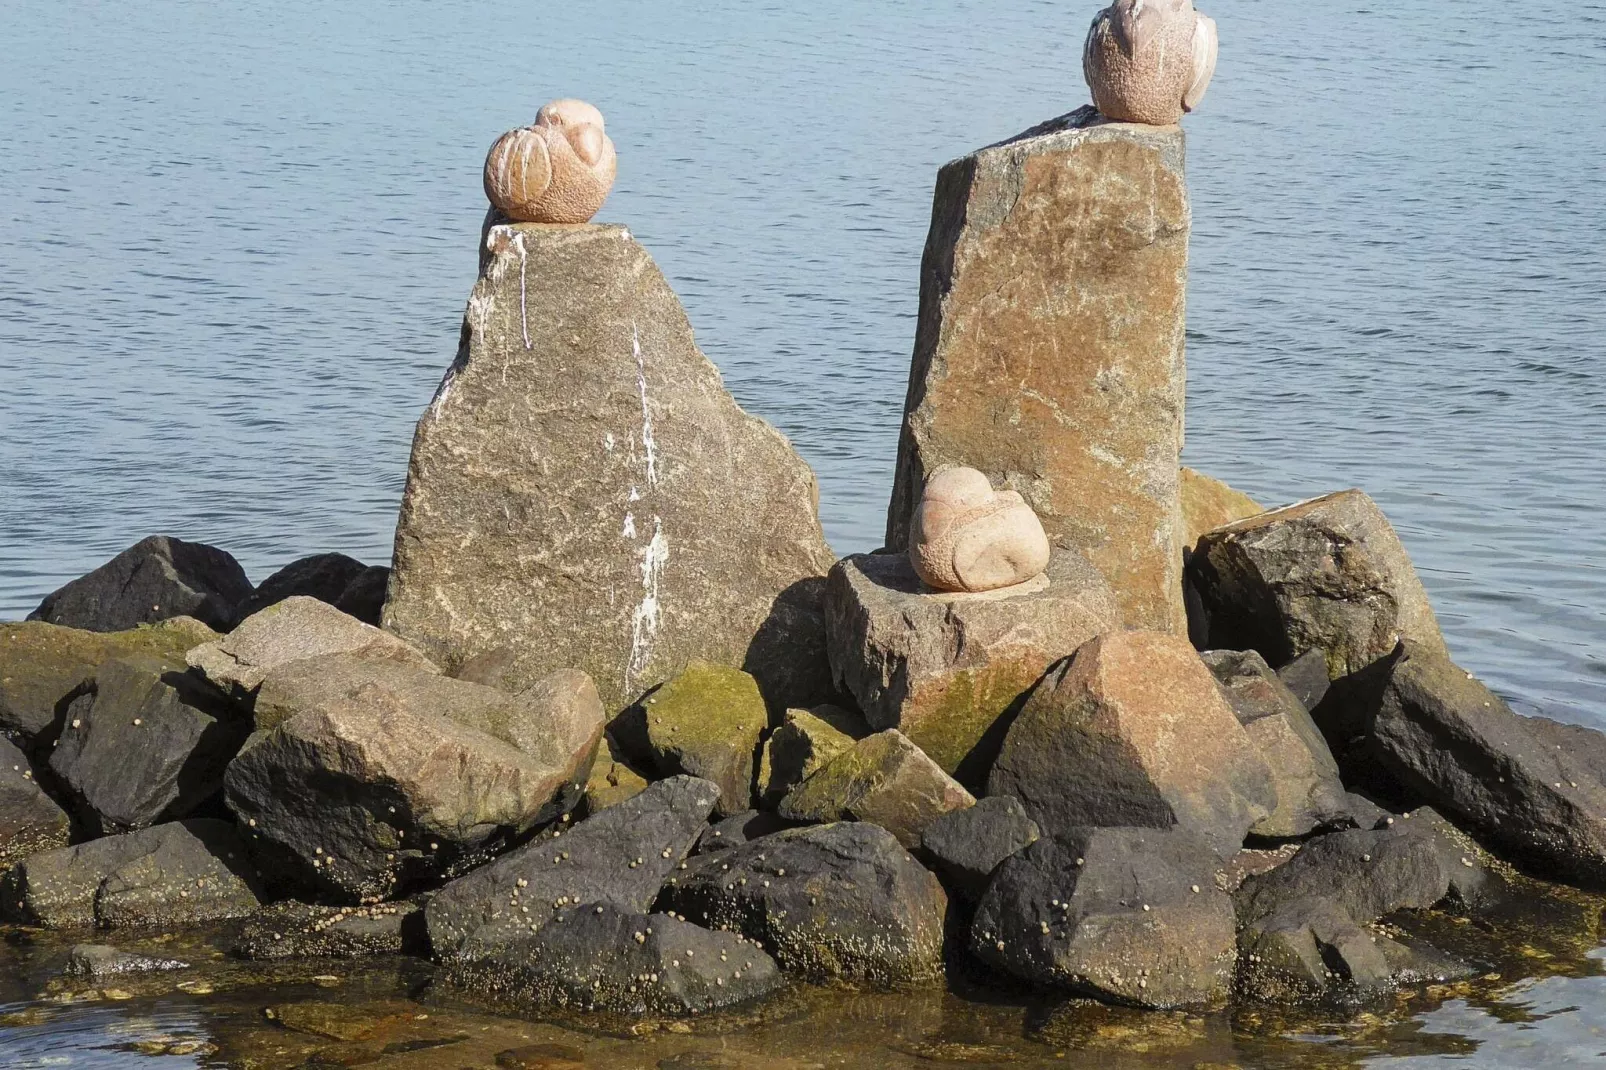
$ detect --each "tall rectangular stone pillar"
[886,107,1190,634]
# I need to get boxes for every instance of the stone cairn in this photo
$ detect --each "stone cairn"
[5,54,1606,1026]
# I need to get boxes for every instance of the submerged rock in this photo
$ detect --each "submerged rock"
[1201,649,1349,838]
[658,821,948,985]
[1371,643,1606,889]
[825,549,1116,785]
[442,904,782,1016]
[384,223,836,712]
[0,819,262,929]
[28,535,252,634]
[757,706,861,808]
[642,662,767,817]
[777,729,974,848]
[65,943,189,979]
[886,109,1190,634]
[0,737,70,868]
[971,826,1236,1009]
[426,776,720,960]
[234,553,371,621]
[989,631,1274,857]
[919,795,1040,903]
[51,656,250,835]
[233,900,423,960]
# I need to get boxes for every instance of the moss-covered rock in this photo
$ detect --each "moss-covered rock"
[644,662,767,817]
[583,732,651,813]
[778,730,974,848]
[757,706,863,808]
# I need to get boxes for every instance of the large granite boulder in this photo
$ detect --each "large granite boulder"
[0,737,70,868]
[1187,490,1448,742]
[425,776,720,960]
[51,656,251,834]
[824,549,1116,786]
[659,821,948,984]
[1180,468,1262,551]
[988,631,1274,856]
[885,109,1190,634]
[777,730,975,848]
[0,618,217,753]
[383,222,837,713]
[1201,649,1349,839]
[919,795,1040,902]
[971,826,1236,1009]
[224,668,603,902]
[640,662,768,817]
[442,904,783,1016]
[187,596,437,699]
[757,706,862,808]
[1370,643,1606,889]
[28,536,252,633]
[0,819,262,929]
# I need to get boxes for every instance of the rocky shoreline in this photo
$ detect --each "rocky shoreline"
[5,108,1606,1059]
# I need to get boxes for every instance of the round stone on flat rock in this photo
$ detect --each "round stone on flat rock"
[908,467,1051,594]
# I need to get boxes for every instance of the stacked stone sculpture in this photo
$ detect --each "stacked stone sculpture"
[908,467,1051,594]
[483,99,618,224]
[1084,0,1218,125]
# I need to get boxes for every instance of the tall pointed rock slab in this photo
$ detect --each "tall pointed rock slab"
[886,108,1190,633]
[385,223,836,712]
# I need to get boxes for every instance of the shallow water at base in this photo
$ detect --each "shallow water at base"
[1,0,1604,1064]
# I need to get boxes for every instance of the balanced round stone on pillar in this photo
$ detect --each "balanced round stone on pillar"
[484,99,618,225]
[908,466,1052,594]
[1083,0,1219,127]
[886,107,1191,634]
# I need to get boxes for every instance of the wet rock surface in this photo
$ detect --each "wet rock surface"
[824,549,1116,786]
[989,631,1274,857]
[233,899,424,960]
[658,821,948,985]
[65,943,190,978]
[442,903,783,1016]
[0,818,262,929]
[919,795,1040,903]
[971,826,1237,1009]
[27,535,253,634]
[641,662,768,817]
[0,736,70,868]
[426,776,720,960]
[777,729,974,848]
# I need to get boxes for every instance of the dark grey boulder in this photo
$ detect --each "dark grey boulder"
[234,553,370,621]
[1370,643,1606,889]
[693,810,793,855]
[333,565,391,626]
[442,903,783,1016]
[1277,648,1331,713]
[426,776,721,961]
[658,821,947,985]
[1521,715,1606,785]
[919,795,1040,903]
[0,818,263,929]
[65,943,189,979]
[970,827,1236,1009]
[0,737,70,869]
[28,536,253,634]
[50,657,250,835]
[232,900,423,960]
[1201,649,1349,839]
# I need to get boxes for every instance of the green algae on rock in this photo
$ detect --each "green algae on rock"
[643,662,768,817]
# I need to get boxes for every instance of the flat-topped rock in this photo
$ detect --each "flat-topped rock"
[825,548,1116,787]
[384,223,836,713]
[886,109,1190,634]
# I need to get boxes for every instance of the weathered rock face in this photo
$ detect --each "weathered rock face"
[1180,468,1262,552]
[825,549,1117,786]
[224,672,600,903]
[0,819,262,929]
[28,536,253,634]
[333,565,390,626]
[0,737,70,868]
[384,223,837,713]
[886,108,1190,635]
[442,905,783,1017]
[1201,649,1348,839]
[234,553,370,621]
[777,730,975,848]
[919,795,1040,903]
[971,827,1236,1009]
[1188,490,1448,742]
[51,657,251,834]
[582,732,650,814]
[989,631,1273,856]
[659,821,948,985]
[757,707,860,808]
[1370,644,1606,889]
[0,618,217,751]
[188,596,437,698]
[641,662,767,817]
[425,776,720,960]
[233,900,424,961]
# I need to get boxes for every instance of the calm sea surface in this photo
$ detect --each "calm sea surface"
[0,1,1603,1065]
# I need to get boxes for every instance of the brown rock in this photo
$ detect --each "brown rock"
[1180,467,1262,550]
[778,730,975,848]
[824,548,1116,787]
[886,108,1189,634]
[384,223,836,713]
[988,631,1274,856]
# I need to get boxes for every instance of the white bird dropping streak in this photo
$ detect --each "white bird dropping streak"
[633,324,658,488]
[513,231,531,350]
[624,320,667,692]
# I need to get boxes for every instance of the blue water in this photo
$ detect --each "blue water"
[0,1,1603,1063]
